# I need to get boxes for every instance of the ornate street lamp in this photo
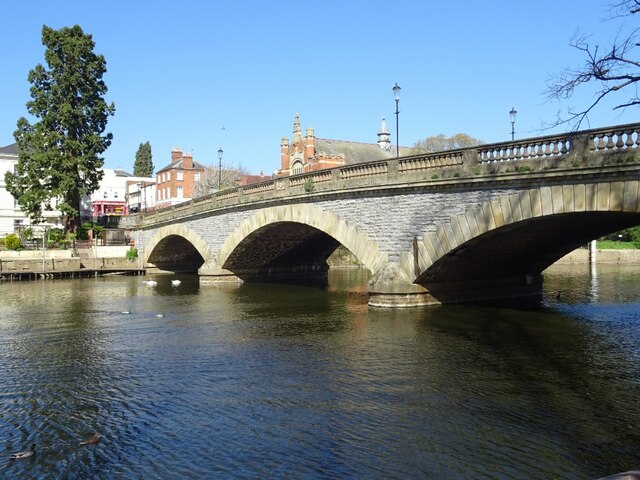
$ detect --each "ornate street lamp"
[217,148,223,190]
[509,107,517,141]
[393,83,401,157]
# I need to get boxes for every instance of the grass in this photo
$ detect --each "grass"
[596,240,638,250]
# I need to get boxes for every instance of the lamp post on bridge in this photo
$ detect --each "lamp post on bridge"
[217,147,223,191]
[393,83,401,157]
[509,107,517,141]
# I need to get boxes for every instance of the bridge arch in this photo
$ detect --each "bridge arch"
[144,225,212,272]
[406,181,640,288]
[216,204,387,277]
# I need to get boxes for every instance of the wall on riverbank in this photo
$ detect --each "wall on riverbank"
[0,257,82,272]
[0,246,136,273]
[555,248,640,265]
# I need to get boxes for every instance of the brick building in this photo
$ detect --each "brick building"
[277,113,411,177]
[155,148,205,207]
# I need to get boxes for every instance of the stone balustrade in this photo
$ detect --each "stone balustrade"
[590,126,639,152]
[120,122,640,230]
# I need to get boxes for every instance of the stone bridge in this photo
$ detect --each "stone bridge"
[121,123,640,307]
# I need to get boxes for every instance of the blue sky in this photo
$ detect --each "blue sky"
[1,0,638,174]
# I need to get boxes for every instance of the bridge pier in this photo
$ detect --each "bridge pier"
[368,261,543,307]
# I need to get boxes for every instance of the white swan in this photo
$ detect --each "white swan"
[171,280,181,287]
[143,280,157,287]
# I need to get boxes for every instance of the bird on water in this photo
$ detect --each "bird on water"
[10,444,35,459]
[79,433,101,446]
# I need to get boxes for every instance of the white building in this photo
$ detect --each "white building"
[1,142,156,234]
[126,180,156,214]
[0,143,64,236]
[90,168,156,221]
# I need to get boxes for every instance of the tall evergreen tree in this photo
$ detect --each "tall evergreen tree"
[5,25,115,232]
[133,141,154,177]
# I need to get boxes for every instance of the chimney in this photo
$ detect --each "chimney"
[171,148,182,163]
[182,151,193,169]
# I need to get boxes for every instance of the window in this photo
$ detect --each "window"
[177,186,183,198]
[177,171,184,181]
[114,191,118,198]
[292,161,304,175]
[103,191,108,198]
[194,173,201,182]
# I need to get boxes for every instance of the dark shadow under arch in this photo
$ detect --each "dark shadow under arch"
[222,221,344,284]
[146,234,206,273]
[417,211,640,286]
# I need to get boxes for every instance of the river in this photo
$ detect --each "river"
[0,264,639,479]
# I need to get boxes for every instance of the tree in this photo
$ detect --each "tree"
[192,164,249,198]
[5,25,115,232]
[546,0,640,128]
[412,133,483,154]
[133,141,154,177]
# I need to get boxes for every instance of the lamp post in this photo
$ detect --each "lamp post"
[509,107,517,141]
[393,83,401,157]
[217,148,223,191]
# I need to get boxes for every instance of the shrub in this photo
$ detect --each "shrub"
[19,227,33,242]
[304,178,315,193]
[76,222,93,240]
[4,234,22,250]
[126,247,138,262]
[92,224,104,239]
[48,228,65,244]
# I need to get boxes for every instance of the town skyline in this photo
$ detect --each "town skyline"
[2,0,638,175]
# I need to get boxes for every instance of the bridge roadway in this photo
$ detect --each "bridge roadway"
[122,122,640,307]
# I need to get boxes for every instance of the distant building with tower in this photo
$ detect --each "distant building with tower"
[276,113,411,177]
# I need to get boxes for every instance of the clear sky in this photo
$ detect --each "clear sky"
[1,0,638,174]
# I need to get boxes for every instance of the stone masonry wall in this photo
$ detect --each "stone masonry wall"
[138,186,522,265]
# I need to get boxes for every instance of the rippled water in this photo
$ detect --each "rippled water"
[0,265,639,479]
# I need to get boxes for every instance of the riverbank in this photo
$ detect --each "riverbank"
[554,247,640,265]
[0,245,143,280]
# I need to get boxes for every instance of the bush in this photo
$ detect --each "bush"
[48,228,65,244]
[19,227,33,242]
[92,225,104,239]
[126,247,138,262]
[4,234,22,250]
[76,222,93,240]
[304,178,315,193]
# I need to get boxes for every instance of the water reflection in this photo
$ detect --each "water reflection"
[0,266,638,479]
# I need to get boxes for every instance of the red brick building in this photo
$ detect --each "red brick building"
[155,148,205,207]
[277,113,409,177]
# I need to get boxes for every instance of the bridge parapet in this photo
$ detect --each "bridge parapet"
[120,122,640,231]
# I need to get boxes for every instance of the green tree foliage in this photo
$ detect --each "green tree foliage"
[412,133,483,154]
[546,0,640,127]
[4,25,115,232]
[626,226,640,247]
[133,141,154,177]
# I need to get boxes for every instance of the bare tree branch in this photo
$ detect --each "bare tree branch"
[545,2,640,129]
